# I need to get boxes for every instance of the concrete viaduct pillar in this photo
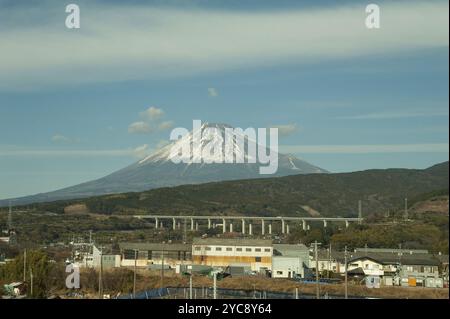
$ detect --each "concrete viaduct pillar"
[323,220,327,228]
[261,219,265,235]
[173,218,176,230]
[191,218,194,231]
[302,220,307,231]
[155,217,159,229]
[208,219,211,229]
[249,223,253,236]
[229,223,233,233]
[242,219,246,234]
[268,224,272,235]
[286,224,290,234]
[345,220,349,228]
[281,219,285,234]
[222,219,226,233]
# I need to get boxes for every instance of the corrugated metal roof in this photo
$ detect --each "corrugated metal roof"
[315,249,441,266]
[119,242,191,251]
[273,244,309,257]
[192,237,272,246]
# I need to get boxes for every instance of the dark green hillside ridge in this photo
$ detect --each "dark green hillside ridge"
[20,161,448,218]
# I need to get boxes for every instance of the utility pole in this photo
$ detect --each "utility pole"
[23,249,27,282]
[161,243,165,288]
[189,274,193,299]
[98,248,103,299]
[358,200,362,224]
[30,268,33,298]
[213,272,217,300]
[133,249,137,298]
[183,219,187,244]
[404,198,408,220]
[314,241,320,299]
[328,243,332,278]
[344,246,348,299]
[8,201,12,231]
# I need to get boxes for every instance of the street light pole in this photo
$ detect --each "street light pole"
[98,247,103,299]
[23,249,27,282]
[133,249,137,298]
[161,243,165,288]
[314,241,320,299]
[344,246,348,299]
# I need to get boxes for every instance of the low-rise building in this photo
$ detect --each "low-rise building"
[192,238,272,271]
[272,244,309,278]
[92,245,121,269]
[347,256,384,276]
[399,256,441,287]
[119,242,192,268]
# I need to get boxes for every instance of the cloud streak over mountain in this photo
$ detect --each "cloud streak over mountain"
[0,1,448,90]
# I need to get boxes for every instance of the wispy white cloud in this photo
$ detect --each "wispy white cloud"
[51,133,70,143]
[208,88,218,97]
[128,121,152,134]
[1,143,447,158]
[270,123,299,136]
[158,121,174,131]
[51,133,80,143]
[0,149,133,157]
[132,144,151,158]
[129,107,174,134]
[337,108,449,120]
[280,143,449,154]
[140,106,164,121]
[0,1,447,90]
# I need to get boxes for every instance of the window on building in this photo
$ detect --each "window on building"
[246,248,252,252]
[205,247,212,251]
[216,247,222,251]
[236,248,242,252]
[264,248,271,252]
[226,247,232,252]
[277,271,283,275]
[124,250,135,260]
[255,257,262,262]
[255,248,261,252]
[194,247,201,251]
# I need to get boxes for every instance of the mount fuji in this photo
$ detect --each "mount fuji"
[2,122,328,205]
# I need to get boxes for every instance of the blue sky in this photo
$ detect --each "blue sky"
[0,0,448,199]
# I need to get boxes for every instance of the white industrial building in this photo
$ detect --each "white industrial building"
[192,238,273,272]
[271,244,309,278]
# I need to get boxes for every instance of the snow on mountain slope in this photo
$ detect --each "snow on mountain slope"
[2,122,328,205]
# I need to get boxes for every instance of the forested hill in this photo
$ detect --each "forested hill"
[27,161,449,218]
